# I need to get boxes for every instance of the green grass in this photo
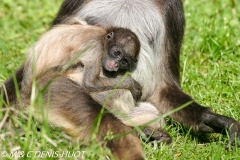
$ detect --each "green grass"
[0,0,240,159]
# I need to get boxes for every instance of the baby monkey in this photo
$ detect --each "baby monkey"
[82,27,142,101]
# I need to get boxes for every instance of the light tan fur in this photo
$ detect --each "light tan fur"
[20,24,161,130]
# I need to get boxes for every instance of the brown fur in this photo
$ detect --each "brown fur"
[16,25,157,159]
[49,1,240,147]
[41,0,240,148]
[38,74,144,160]
[2,0,240,159]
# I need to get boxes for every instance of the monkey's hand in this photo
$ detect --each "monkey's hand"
[129,79,142,101]
[141,127,172,145]
[200,111,240,148]
[227,121,240,148]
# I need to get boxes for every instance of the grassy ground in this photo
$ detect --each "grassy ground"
[0,0,240,159]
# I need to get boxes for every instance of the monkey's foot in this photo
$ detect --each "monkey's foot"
[141,127,172,145]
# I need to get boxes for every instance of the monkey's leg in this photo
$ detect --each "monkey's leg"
[122,102,172,145]
[156,85,240,147]
[121,102,161,128]
[49,105,145,160]
[92,90,172,145]
[43,78,145,160]
[1,66,24,105]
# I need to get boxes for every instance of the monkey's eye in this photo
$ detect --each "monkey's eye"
[121,59,128,66]
[113,50,121,57]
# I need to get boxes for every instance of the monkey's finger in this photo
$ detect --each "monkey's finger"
[226,122,240,149]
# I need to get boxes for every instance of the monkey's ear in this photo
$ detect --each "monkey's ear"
[105,32,114,42]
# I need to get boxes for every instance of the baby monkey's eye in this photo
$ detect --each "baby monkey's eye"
[121,59,128,66]
[113,50,121,57]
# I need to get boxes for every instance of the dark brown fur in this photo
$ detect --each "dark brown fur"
[38,74,144,160]
[50,0,240,147]
[1,0,240,159]
[1,66,24,105]
[10,25,149,159]
[82,27,142,99]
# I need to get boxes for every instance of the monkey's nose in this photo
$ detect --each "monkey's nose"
[107,60,118,69]
[114,62,118,67]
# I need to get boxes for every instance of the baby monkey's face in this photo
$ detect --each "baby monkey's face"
[102,28,140,72]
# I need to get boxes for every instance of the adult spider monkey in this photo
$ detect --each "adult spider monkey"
[2,0,240,157]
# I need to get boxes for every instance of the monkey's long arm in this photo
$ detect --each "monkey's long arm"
[82,59,141,100]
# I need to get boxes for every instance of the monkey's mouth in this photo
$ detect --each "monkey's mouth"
[106,61,118,72]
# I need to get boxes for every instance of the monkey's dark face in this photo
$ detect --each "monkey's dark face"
[102,28,140,73]
[103,45,136,72]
